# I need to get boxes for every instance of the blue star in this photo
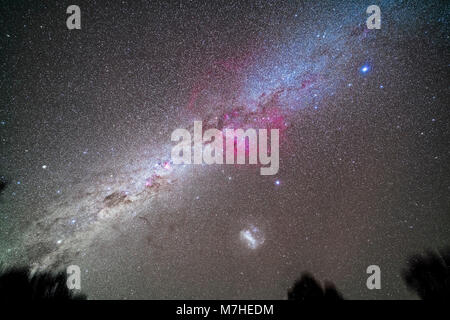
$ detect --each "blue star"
[360,64,371,74]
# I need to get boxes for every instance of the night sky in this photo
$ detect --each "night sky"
[0,0,449,299]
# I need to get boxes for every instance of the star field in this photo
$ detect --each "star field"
[0,0,449,299]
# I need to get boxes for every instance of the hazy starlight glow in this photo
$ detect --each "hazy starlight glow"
[240,226,265,250]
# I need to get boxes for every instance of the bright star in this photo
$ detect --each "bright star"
[360,64,371,74]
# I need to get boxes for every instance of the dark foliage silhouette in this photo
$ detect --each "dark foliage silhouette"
[0,266,86,300]
[0,176,7,195]
[403,248,450,300]
[288,272,344,301]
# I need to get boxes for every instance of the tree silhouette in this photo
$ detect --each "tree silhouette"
[0,266,86,300]
[288,272,344,301]
[402,248,450,300]
[0,176,7,195]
